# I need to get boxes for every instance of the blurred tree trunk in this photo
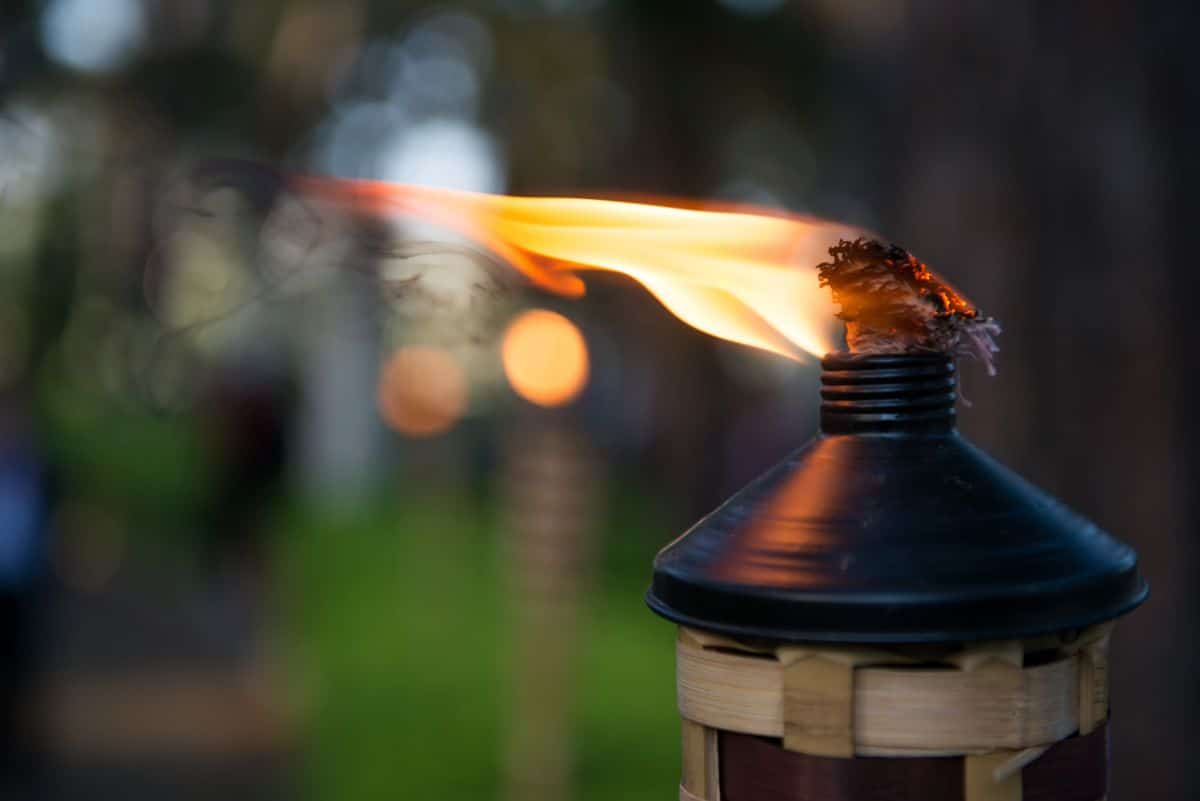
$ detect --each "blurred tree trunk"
[1149,1,1200,790]
[294,270,385,505]
[601,0,731,522]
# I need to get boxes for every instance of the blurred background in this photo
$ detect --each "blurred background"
[0,0,1196,799]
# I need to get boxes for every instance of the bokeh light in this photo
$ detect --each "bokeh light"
[376,346,468,437]
[379,118,504,192]
[159,228,253,334]
[0,106,62,205]
[395,11,493,118]
[41,0,147,73]
[501,309,589,408]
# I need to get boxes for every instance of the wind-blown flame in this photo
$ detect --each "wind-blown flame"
[293,176,865,359]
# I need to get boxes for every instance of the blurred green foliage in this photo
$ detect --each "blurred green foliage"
[280,490,679,801]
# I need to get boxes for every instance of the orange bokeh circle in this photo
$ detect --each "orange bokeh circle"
[501,309,590,408]
[377,345,468,436]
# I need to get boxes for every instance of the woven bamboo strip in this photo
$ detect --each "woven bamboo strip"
[678,632,782,736]
[992,746,1051,782]
[1063,624,1112,734]
[781,653,855,757]
[964,751,1023,801]
[778,648,891,758]
[680,718,706,798]
[677,632,1081,755]
[680,718,719,801]
[704,726,720,801]
[957,644,1026,799]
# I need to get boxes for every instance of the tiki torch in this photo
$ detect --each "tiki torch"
[279,171,1145,799]
[647,241,1147,801]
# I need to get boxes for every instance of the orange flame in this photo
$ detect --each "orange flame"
[293,176,864,360]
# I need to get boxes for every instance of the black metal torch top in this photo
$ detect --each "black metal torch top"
[646,352,1148,644]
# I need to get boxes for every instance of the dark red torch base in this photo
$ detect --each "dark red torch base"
[719,724,1109,801]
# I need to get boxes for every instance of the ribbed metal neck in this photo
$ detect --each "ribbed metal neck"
[820,352,956,434]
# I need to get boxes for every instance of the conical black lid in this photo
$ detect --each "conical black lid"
[647,353,1148,644]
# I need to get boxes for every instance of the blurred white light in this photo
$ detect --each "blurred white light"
[395,44,480,117]
[405,12,493,73]
[379,118,504,193]
[41,0,147,73]
[317,100,406,178]
[716,0,786,16]
[392,13,493,119]
[716,180,785,209]
[0,106,61,203]
[342,41,405,100]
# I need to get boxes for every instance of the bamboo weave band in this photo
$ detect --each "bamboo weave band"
[677,628,1100,757]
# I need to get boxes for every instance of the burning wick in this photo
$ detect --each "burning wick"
[817,238,1001,374]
